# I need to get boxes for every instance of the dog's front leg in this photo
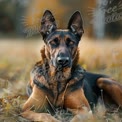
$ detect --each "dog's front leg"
[22,85,47,111]
[64,88,94,122]
[22,85,60,122]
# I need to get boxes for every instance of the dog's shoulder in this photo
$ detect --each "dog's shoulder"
[30,60,49,89]
[31,61,43,76]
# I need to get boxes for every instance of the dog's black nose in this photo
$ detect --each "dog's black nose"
[57,57,70,66]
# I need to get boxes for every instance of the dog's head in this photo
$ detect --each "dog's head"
[40,10,84,69]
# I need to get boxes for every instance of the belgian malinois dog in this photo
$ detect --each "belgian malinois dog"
[22,10,122,122]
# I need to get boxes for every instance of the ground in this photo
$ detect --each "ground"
[0,37,122,122]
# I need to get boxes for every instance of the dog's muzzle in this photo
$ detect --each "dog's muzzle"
[57,56,71,67]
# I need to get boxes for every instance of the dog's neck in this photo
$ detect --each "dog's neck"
[40,57,71,92]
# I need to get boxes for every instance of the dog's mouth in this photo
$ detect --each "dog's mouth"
[56,63,72,70]
[51,65,71,82]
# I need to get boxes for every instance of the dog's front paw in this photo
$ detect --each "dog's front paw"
[21,110,60,122]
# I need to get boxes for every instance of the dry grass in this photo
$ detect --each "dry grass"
[0,37,122,122]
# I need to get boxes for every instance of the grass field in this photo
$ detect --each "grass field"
[0,37,122,122]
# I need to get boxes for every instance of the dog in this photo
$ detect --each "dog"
[22,10,122,122]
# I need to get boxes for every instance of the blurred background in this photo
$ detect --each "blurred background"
[0,0,122,38]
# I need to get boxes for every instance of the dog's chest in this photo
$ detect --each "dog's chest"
[33,75,67,107]
[48,81,67,107]
[33,63,85,107]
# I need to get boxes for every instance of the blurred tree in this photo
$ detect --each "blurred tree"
[0,0,15,34]
[0,0,29,36]
[0,13,14,33]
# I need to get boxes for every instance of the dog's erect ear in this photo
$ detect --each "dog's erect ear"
[68,11,84,40]
[40,10,57,40]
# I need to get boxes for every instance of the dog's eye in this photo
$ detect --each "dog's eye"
[50,40,56,45]
[67,38,75,46]
[69,41,74,45]
[49,38,59,47]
